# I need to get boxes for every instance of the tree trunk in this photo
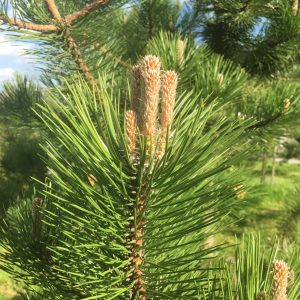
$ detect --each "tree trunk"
[293,0,299,16]
[271,146,277,184]
[260,151,267,184]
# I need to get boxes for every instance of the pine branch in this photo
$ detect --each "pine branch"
[65,31,96,87]
[0,0,112,88]
[0,0,109,31]
[248,112,282,130]
[65,0,109,25]
[45,0,62,22]
[0,13,58,32]
[45,0,97,87]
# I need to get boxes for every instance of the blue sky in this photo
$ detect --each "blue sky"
[0,0,40,83]
[0,32,39,82]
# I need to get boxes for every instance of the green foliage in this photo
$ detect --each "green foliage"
[1,134,45,179]
[240,80,300,137]
[0,132,46,216]
[222,161,300,253]
[0,194,56,299]
[0,74,42,125]
[278,187,300,243]
[0,75,46,217]
[0,1,130,84]
[244,0,300,76]
[222,234,300,300]
[197,0,300,77]
[0,72,253,298]
[113,0,181,60]
[146,31,250,105]
[282,137,300,159]
[201,0,255,62]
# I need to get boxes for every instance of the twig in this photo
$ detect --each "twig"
[65,32,96,87]
[0,0,109,32]
[0,14,58,32]
[0,0,110,88]
[65,0,109,25]
[98,44,130,68]
[45,0,62,21]
[293,0,299,16]
[248,112,282,130]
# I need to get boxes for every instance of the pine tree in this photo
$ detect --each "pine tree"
[181,0,300,128]
[0,0,300,299]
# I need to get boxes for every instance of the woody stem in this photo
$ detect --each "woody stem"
[129,175,147,299]
[65,31,96,88]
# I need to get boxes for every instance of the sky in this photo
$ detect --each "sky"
[0,0,40,84]
[0,32,39,83]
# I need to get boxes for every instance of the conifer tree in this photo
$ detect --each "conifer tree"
[0,0,300,299]
[0,75,46,216]
[184,0,300,185]
[186,0,300,124]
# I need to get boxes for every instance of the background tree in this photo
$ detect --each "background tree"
[0,75,46,216]
[185,0,300,150]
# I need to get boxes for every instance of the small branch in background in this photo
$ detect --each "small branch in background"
[240,0,251,12]
[248,112,282,130]
[45,0,62,21]
[271,145,277,184]
[65,0,109,25]
[293,0,299,16]
[147,0,153,39]
[98,45,130,67]
[260,151,267,184]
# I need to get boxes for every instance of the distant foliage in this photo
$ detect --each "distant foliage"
[0,75,46,216]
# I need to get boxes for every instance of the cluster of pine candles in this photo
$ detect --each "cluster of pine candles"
[270,260,293,300]
[124,55,177,299]
[125,55,177,160]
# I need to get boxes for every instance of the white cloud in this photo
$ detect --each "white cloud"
[0,35,32,57]
[0,33,38,82]
[0,68,14,81]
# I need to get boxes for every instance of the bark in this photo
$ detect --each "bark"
[65,33,96,87]
[293,0,299,16]
[65,0,108,25]
[271,146,277,184]
[260,151,267,184]
[46,0,62,21]
[0,14,58,32]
